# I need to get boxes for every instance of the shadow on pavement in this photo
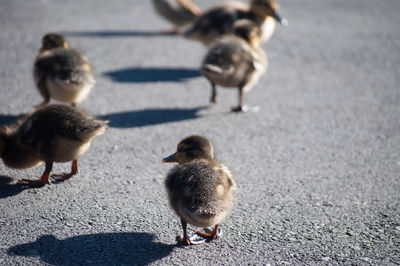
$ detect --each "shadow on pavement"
[0,114,24,126]
[100,107,206,128]
[103,67,201,83]
[63,30,175,38]
[8,233,176,265]
[0,176,26,198]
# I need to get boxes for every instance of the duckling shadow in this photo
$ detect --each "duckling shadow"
[100,106,206,128]
[8,232,176,265]
[0,114,24,126]
[104,67,201,83]
[63,30,175,38]
[0,176,26,198]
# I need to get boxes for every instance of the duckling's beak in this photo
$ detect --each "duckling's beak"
[273,11,288,26]
[162,153,178,163]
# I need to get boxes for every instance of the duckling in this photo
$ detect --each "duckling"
[152,0,202,34]
[0,104,108,187]
[184,0,287,46]
[201,19,267,112]
[162,135,236,245]
[34,33,95,108]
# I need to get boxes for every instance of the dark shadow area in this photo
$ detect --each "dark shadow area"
[100,106,206,128]
[0,176,25,198]
[104,67,201,83]
[62,30,176,38]
[0,114,24,126]
[8,233,176,265]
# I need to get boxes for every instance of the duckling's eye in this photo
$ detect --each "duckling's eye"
[178,147,185,153]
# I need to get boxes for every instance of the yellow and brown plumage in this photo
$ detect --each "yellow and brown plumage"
[0,104,108,187]
[34,33,95,108]
[201,19,267,112]
[184,0,287,46]
[163,135,236,245]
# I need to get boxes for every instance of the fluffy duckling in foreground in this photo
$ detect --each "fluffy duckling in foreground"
[184,0,287,46]
[163,135,236,245]
[0,104,108,187]
[34,33,95,108]
[202,19,267,112]
[152,0,202,34]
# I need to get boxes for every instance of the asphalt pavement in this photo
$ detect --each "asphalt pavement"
[0,0,399,265]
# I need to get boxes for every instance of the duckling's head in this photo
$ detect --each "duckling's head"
[251,0,288,25]
[233,20,262,47]
[162,135,214,164]
[39,33,69,53]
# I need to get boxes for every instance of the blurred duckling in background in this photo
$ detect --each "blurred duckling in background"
[184,0,287,46]
[201,19,267,112]
[34,33,95,108]
[163,135,236,245]
[0,104,108,187]
[152,0,202,34]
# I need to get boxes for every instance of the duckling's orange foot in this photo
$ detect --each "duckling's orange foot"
[16,179,49,187]
[231,105,260,113]
[196,228,223,240]
[51,171,78,182]
[177,234,206,245]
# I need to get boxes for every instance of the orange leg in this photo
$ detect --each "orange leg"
[52,159,79,181]
[196,224,220,240]
[17,161,53,187]
[178,218,192,245]
[177,218,206,245]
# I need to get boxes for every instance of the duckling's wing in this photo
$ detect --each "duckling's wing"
[249,47,268,73]
[35,49,94,85]
[202,37,255,77]
[214,162,237,196]
[18,105,106,151]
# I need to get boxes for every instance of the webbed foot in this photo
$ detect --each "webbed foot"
[177,234,206,245]
[52,160,78,181]
[51,171,78,182]
[196,227,222,240]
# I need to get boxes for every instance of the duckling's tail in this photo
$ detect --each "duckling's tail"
[92,120,109,137]
[80,119,109,140]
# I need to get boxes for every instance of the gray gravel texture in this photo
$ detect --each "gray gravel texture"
[1,0,399,265]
